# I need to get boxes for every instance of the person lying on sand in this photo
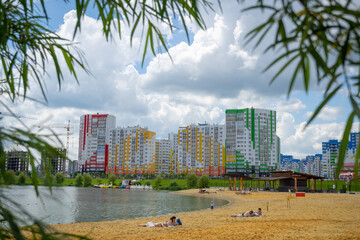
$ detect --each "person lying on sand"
[231,210,263,217]
[138,216,182,227]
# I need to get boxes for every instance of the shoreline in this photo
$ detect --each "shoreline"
[53,189,360,239]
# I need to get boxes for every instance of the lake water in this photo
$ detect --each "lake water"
[3,186,228,225]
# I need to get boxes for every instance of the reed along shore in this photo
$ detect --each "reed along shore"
[53,189,360,240]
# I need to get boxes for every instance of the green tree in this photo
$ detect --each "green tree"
[75,174,84,187]
[108,174,117,185]
[3,170,15,184]
[17,171,26,185]
[154,176,162,190]
[55,172,65,185]
[83,173,92,187]
[187,174,198,188]
[180,172,187,179]
[169,181,181,191]
[96,177,102,185]
[198,175,210,189]
[145,180,151,186]
[43,173,54,186]
[244,0,360,178]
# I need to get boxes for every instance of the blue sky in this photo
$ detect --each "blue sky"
[3,1,355,160]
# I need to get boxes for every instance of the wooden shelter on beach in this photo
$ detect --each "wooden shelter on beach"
[225,171,327,192]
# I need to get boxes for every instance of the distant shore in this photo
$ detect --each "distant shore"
[53,189,360,240]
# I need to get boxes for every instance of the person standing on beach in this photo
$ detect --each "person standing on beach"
[211,201,214,210]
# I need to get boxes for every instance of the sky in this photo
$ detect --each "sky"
[2,1,356,161]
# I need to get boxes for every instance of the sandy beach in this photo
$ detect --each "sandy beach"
[53,189,360,240]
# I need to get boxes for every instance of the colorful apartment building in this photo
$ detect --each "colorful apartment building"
[280,154,294,171]
[177,123,226,176]
[322,132,359,178]
[78,113,116,173]
[108,126,156,175]
[225,108,280,176]
[305,154,322,176]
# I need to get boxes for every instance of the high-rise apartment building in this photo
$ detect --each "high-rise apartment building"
[68,160,78,177]
[177,123,226,176]
[155,139,171,175]
[168,133,178,175]
[322,139,340,178]
[280,154,293,171]
[78,114,116,173]
[5,151,29,172]
[108,126,156,174]
[322,132,359,178]
[305,154,322,176]
[225,108,280,176]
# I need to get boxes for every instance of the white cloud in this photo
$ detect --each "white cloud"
[276,98,306,112]
[306,106,342,121]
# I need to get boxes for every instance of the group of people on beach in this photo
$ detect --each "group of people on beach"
[139,206,263,227]
[138,216,182,228]
[231,208,263,217]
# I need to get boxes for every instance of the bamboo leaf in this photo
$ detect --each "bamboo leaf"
[336,112,355,178]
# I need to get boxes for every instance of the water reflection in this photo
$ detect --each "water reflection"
[3,186,228,225]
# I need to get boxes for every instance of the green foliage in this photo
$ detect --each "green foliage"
[198,175,210,188]
[187,174,198,188]
[143,173,149,179]
[169,181,178,187]
[3,170,15,185]
[133,181,142,186]
[43,174,54,186]
[108,174,117,185]
[17,172,26,185]
[244,0,360,176]
[125,174,132,179]
[145,181,151,186]
[55,172,65,185]
[149,173,155,179]
[75,174,84,187]
[180,172,187,179]
[96,177,102,185]
[168,181,181,191]
[83,174,92,187]
[154,176,162,190]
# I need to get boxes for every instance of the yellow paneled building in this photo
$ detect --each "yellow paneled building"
[108,126,156,174]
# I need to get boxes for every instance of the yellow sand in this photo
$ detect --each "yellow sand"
[53,190,360,240]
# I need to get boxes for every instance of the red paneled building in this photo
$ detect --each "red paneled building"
[78,113,116,173]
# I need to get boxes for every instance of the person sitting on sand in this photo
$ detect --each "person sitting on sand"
[168,216,177,227]
[254,208,262,216]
